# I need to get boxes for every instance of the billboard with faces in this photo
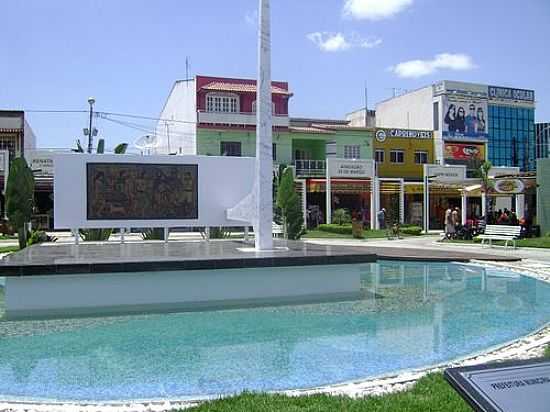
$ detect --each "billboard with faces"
[442,97,489,141]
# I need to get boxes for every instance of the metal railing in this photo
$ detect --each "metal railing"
[294,159,326,177]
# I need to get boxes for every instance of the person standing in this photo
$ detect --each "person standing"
[445,207,455,239]
[465,104,478,135]
[377,208,388,238]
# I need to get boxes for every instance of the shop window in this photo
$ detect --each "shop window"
[220,141,242,157]
[415,151,428,164]
[207,93,239,113]
[390,150,404,164]
[343,145,360,159]
[375,149,385,163]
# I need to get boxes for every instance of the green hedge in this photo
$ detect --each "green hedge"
[401,226,422,236]
[317,224,353,235]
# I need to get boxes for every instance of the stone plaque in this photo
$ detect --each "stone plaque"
[445,359,550,412]
[87,163,198,220]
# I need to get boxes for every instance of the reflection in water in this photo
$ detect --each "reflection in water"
[0,261,549,402]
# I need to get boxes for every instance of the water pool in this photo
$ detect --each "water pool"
[0,260,549,402]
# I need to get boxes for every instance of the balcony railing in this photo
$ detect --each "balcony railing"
[198,110,289,127]
[294,160,326,177]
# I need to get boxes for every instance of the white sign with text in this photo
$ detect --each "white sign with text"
[327,158,374,179]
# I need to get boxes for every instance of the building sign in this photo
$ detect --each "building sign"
[327,158,374,179]
[493,179,525,194]
[489,86,535,102]
[445,360,550,412]
[444,143,484,161]
[25,150,55,177]
[424,164,466,182]
[87,163,198,220]
[442,97,489,141]
[376,128,433,141]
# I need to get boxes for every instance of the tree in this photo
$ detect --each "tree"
[479,160,493,218]
[6,157,35,249]
[276,167,304,240]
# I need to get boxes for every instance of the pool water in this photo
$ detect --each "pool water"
[0,260,549,402]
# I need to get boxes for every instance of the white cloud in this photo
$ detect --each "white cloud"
[245,9,258,26]
[307,32,382,52]
[389,53,477,78]
[343,0,413,20]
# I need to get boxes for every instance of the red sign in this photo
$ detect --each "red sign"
[444,144,483,160]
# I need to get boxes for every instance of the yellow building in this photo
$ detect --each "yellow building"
[373,128,434,180]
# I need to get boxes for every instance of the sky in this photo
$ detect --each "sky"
[1,0,549,150]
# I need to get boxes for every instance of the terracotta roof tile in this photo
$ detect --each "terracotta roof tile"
[289,126,333,135]
[201,82,292,96]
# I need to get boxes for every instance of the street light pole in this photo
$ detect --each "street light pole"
[87,97,95,154]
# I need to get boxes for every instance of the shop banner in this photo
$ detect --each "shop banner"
[444,143,484,161]
[424,164,466,182]
[442,97,488,141]
[327,158,374,179]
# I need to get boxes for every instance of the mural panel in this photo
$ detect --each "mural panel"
[87,163,198,220]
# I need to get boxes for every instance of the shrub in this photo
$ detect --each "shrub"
[141,228,166,241]
[401,226,423,236]
[318,224,353,235]
[27,230,57,246]
[6,157,35,249]
[332,208,351,225]
[276,167,304,240]
[209,227,232,239]
[79,229,112,242]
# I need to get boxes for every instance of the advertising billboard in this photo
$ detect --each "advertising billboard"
[444,143,484,161]
[442,97,488,142]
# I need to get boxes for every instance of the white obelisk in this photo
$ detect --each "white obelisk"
[254,0,274,250]
[226,0,274,251]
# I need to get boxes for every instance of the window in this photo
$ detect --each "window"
[390,150,404,164]
[343,145,360,159]
[220,141,242,157]
[415,151,428,164]
[206,93,239,113]
[273,143,276,161]
[375,149,385,163]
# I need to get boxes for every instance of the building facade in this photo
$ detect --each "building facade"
[375,81,536,172]
[156,76,374,226]
[536,122,550,159]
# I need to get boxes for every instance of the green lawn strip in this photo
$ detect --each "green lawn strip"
[445,237,550,249]
[0,235,17,240]
[0,245,19,254]
[180,373,470,412]
[545,345,550,359]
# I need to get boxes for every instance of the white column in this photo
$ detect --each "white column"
[516,194,525,219]
[254,0,274,250]
[423,174,429,233]
[326,176,332,224]
[481,192,487,218]
[399,179,405,224]
[461,192,467,224]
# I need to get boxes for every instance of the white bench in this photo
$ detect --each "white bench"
[476,225,522,249]
[272,222,284,238]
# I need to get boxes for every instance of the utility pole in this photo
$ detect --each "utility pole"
[364,81,368,127]
[86,97,96,153]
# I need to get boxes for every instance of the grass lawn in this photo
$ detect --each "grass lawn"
[0,235,17,240]
[446,237,550,249]
[180,373,471,412]
[183,348,550,411]
[0,245,19,254]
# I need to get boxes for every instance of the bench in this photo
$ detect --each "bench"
[272,222,284,238]
[476,225,522,249]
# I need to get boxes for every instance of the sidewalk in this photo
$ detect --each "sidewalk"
[305,235,550,271]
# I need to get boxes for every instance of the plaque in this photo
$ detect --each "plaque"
[444,359,550,412]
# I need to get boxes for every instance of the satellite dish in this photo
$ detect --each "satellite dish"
[134,135,159,153]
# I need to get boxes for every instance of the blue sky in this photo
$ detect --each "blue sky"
[1,0,549,149]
